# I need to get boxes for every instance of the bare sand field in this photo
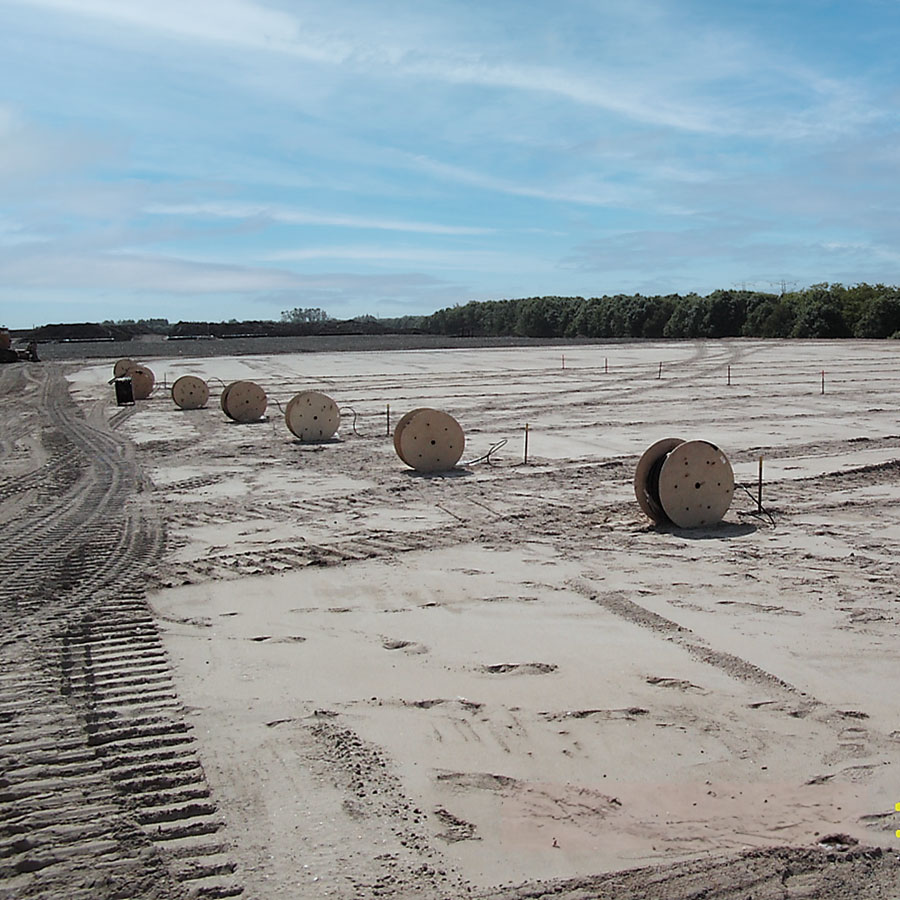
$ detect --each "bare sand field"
[3,339,900,899]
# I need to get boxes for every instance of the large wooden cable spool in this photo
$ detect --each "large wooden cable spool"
[634,437,685,525]
[285,391,340,441]
[635,439,734,528]
[395,408,465,473]
[222,380,267,423]
[171,375,210,410]
[113,358,135,378]
[392,408,427,465]
[220,381,237,417]
[127,365,155,400]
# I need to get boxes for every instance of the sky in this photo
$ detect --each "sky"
[1,0,899,328]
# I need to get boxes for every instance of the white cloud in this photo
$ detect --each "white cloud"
[265,244,533,271]
[9,0,344,61]
[0,249,305,292]
[9,0,874,138]
[145,202,493,235]
[407,154,648,208]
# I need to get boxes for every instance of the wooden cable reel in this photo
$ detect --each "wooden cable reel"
[113,358,135,378]
[171,375,210,410]
[285,391,340,441]
[127,365,155,400]
[392,408,427,464]
[221,380,267,423]
[394,408,465,473]
[220,381,236,416]
[635,439,734,528]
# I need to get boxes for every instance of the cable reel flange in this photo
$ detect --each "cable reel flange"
[171,375,210,410]
[392,408,427,465]
[285,390,340,441]
[128,365,155,400]
[396,408,465,473]
[223,380,267,423]
[634,437,685,525]
[657,440,734,528]
[113,358,136,378]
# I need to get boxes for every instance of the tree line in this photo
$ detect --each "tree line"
[416,284,900,339]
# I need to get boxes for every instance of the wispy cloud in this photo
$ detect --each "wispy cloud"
[145,202,493,236]
[407,154,649,209]
[0,248,305,292]
[9,0,874,138]
[265,244,535,272]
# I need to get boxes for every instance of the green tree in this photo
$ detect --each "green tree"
[663,294,707,337]
[281,307,331,323]
[742,292,793,336]
[790,286,850,338]
[853,292,900,338]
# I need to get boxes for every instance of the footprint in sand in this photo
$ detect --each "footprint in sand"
[382,638,429,654]
[479,662,558,675]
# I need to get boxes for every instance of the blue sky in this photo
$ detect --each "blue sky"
[1,0,899,327]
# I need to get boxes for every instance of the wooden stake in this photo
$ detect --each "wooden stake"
[727,365,731,386]
[524,423,530,464]
[562,354,566,370]
[386,403,391,436]
[757,456,764,512]
[604,357,608,374]
[657,361,662,379]
[821,370,825,395]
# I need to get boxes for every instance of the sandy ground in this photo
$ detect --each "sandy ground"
[10,338,900,898]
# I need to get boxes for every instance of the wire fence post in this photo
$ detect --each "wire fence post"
[727,365,731,386]
[821,370,825,395]
[386,403,391,437]
[604,357,608,374]
[524,423,529,464]
[657,361,662,379]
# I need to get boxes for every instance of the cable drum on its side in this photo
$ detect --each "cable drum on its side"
[395,408,465,473]
[634,437,685,525]
[113,358,136,378]
[220,381,237,418]
[658,440,734,528]
[128,366,155,400]
[222,380,267,423]
[171,375,210,410]
[285,391,340,441]
[392,408,427,465]
[635,438,734,528]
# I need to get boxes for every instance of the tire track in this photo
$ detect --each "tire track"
[0,364,242,899]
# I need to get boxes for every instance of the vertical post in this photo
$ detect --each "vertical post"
[657,361,662,379]
[562,354,566,370]
[727,365,731,386]
[386,403,391,437]
[524,423,530,464]
[757,456,763,512]
[604,357,608,374]
[821,370,825,395]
